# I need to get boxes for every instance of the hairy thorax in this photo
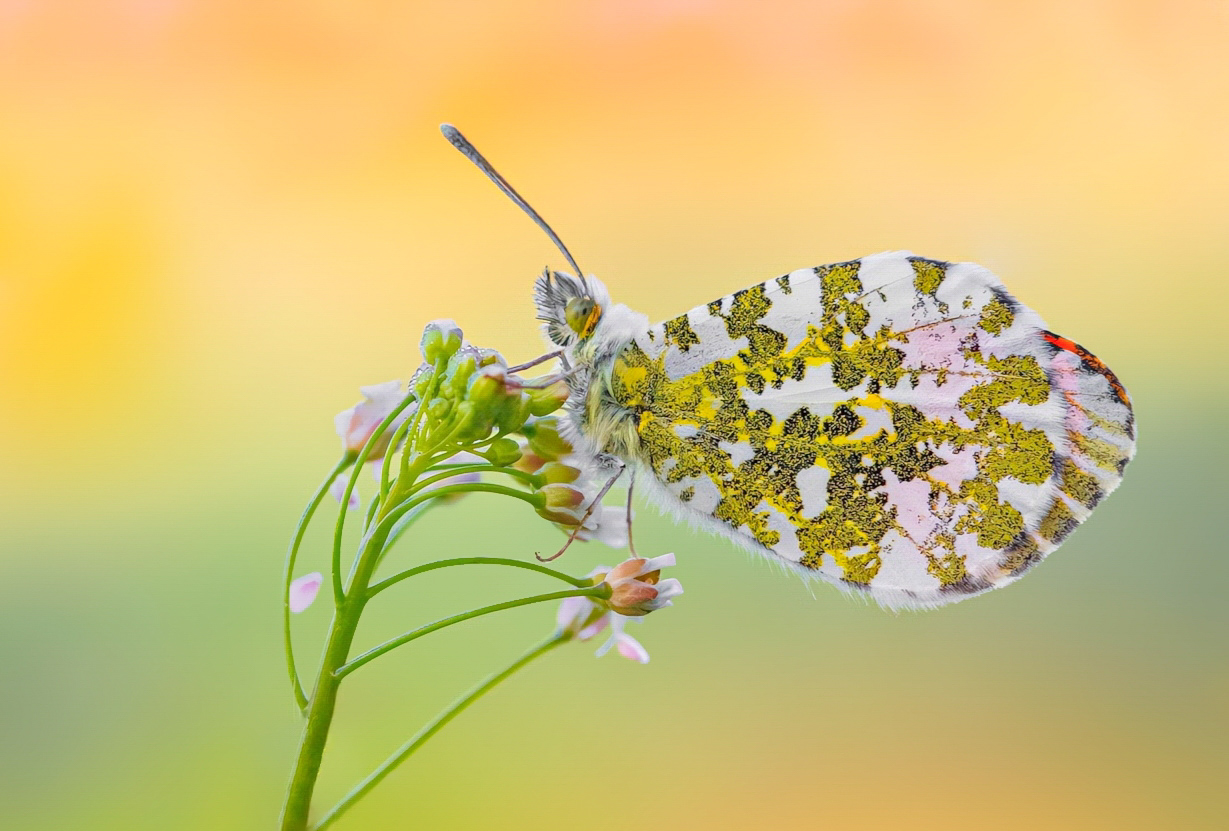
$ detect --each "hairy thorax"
[562,303,648,464]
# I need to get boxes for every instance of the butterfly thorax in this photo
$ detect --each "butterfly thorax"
[532,269,649,463]
[566,303,650,462]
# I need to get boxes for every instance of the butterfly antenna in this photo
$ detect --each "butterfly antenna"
[440,123,586,284]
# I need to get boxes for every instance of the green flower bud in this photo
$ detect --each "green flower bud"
[476,348,505,368]
[536,483,586,525]
[537,461,581,484]
[427,397,452,421]
[420,319,464,364]
[467,370,505,409]
[445,352,479,395]
[494,392,532,434]
[452,401,495,442]
[522,417,573,462]
[527,380,569,417]
[512,440,546,475]
[485,437,522,467]
[411,364,435,399]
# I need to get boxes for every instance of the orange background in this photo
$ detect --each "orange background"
[1,3,1225,830]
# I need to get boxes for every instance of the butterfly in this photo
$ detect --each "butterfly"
[442,125,1136,609]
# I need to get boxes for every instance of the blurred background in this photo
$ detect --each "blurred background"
[1,2,1226,829]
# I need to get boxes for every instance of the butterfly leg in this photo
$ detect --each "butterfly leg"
[519,363,584,389]
[625,473,637,556]
[536,458,626,562]
[507,350,564,373]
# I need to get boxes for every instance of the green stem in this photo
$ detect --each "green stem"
[280,522,391,831]
[367,557,590,599]
[331,394,418,605]
[334,586,606,679]
[372,505,426,570]
[367,482,542,552]
[283,455,354,713]
[362,491,380,532]
[309,634,567,831]
[408,463,539,494]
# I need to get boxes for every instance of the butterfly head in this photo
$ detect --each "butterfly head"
[535,269,610,347]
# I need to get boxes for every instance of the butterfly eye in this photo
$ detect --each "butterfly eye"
[564,296,601,338]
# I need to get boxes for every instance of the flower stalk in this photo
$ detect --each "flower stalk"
[278,320,682,830]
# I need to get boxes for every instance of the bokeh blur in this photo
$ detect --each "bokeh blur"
[1,2,1226,829]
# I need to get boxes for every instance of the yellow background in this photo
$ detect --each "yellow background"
[1,2,1226,829]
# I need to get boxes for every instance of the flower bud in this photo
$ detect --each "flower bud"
[410,364,434,399]
[467,366,507,409]
[494,392,533,434]
[596,553,683,617]
[427,397,452,420]
[521,417,572,462]
[537,461,581,485]
[452,400,495,442]
[513,440,546,475]
[476,348,505,368]
[536,482,587,525]
[485,436,522,467]
[527,379,570,417]
[445,351,480,395]
[420,319,464,364]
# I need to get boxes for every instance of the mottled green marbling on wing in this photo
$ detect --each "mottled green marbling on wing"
[594,251,1135,608]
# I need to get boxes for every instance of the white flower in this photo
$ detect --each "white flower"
[289,572,323,614]
[556,596,651,663]
[333,381,410,459]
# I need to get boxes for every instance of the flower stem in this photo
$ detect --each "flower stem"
[281,512,398,831]
[367,557,591,598]
[369,482,542,547]
[334,586,607,679]
[284,455,354,712]
[409,463,539,493]
[309,634,568,831]
[279,593,368,831]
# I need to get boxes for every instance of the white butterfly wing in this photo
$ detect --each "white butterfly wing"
[609,251,1134,608]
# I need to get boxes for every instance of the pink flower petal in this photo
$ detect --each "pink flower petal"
[577,613,611,641]
[334,381,406,456]
[615,633,650,664]
[329,476,360,510]
[289,572,323,614]
[556,595,590,629]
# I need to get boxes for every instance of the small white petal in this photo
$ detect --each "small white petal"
[335,381,406,455]
[577,505,630,549]
[358,379,404,402]
[576,613,611,642]
[289,572,323,614]
[556,595,590,629]
[648,578,684,609]
[329,476,359,510]
[642,552,676,572]
[615,633,650,663]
